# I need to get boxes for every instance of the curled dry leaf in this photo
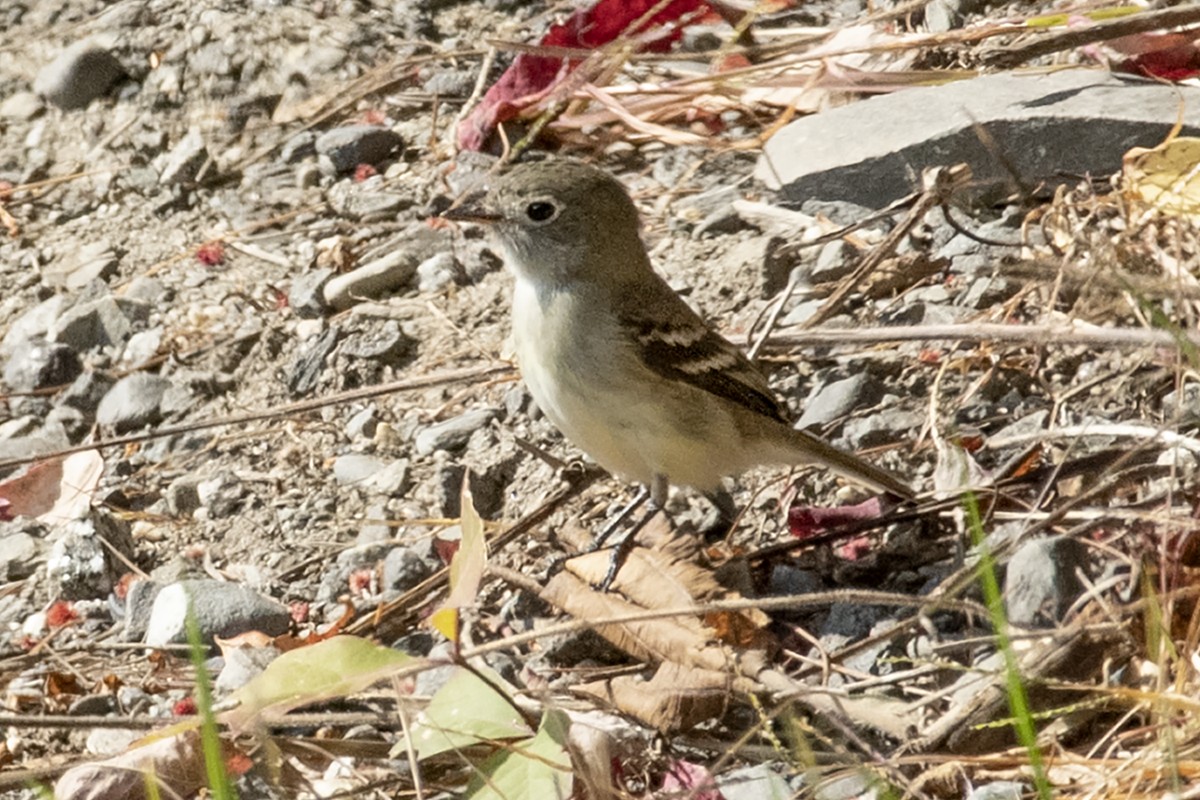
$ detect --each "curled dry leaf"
[54,729,247,800]
[1123,136,1200,223]
[0,450,103,524]
[576,661,732,732]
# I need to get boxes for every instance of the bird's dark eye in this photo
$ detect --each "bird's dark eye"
[525,201,557,222]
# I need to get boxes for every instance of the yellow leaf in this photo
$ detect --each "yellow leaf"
[1124,136,1200,223]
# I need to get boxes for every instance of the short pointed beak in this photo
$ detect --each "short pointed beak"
[441,191,501,224]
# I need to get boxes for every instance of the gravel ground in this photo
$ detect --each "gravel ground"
[2,0,1198,797]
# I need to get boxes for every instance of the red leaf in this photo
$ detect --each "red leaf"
[46,600,79,628]
[457,0,712,150]
[788,496,886,541]
[660,760,724,800]
[195,240,225,266]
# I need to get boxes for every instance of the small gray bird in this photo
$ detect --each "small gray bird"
[445,159,913,527]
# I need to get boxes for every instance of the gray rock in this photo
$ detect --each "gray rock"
[332,455,409,494]
[280,131,318,163]
[315,125,403,175]
[416,252,463,293]
[96,373,171,431]
[121,327,163,367]
[59,371,116,416]
[46,512,134,600]
[959,275,1016,309]
[43,406,84,442]
[340,320,415,363]
[841,407,921,450]
[158,126,210,185]
[188,41,232,76]
[767,564,824,598]
[34,40,125,110]
[809,240,856,283]
[759,69,1200,206]
[288,267,336,318]
[415,408,500,455]
[215,642,281,692]
[0,416,38,440]
[1005,535,1088,627]
[0,91,44,121]
[967,782,1024,800]
[41,240,119,290]
[51,296,147,351]
[196,473,250,519]
[345,406,378,440]
[121,579,162,641]
[381,546,431,594]
[143,579,291,646]
[779,299,825,327]
[719,764,791,800]
[356,502,391,544]
[3,339,81,391]
[333,454,388,486]
[0,429,70,464]
[421,69,475,97]
[326,182,409,221]
[1,295,70,357]
[323,251,420,310]
[797,373,884,430]
[165,477,202,517]
[315,542,392,605]
[0,532,42,581]
[122,276,168,305]
[814,771,875,800]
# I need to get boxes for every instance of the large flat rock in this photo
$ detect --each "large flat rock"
[757,69,1200,206]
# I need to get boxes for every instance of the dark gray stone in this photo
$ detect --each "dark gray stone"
[381,547,431,594]
[326,182,409,221]
[416,252,464,293]
[315,125,403,174]
[34,41,125,110]
[3,339,81,391]
[51,296,147,351]
[143,579,291,646]
[809,240,856,283]
[323,251,420,310]
[357,502,391,544]
[718,764,791,800]
[340,320,415,363]
[333,454,389,486]
[0,295,70,357]
[46,511,134,600]
[1005,535,1088,627]
[158,126,210,185]
[96,373,171,431]
[41,240,119,290]
[797,373,884,430]
[759,70,1200,206]
[345,406,379,440]
[967,782,1024,800]
[280,131,318,163]
[0,91,44,121]
[415,408,500,455]
[288,267,336,318]
[0,532,42,581]
[121,579,162,642]
[165,477,202,517]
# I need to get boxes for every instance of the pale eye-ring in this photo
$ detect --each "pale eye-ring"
[524,200,558,223]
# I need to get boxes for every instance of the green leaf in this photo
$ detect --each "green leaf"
[465,708,573,800]
[404,667,532,761]
[222,636,413,729]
